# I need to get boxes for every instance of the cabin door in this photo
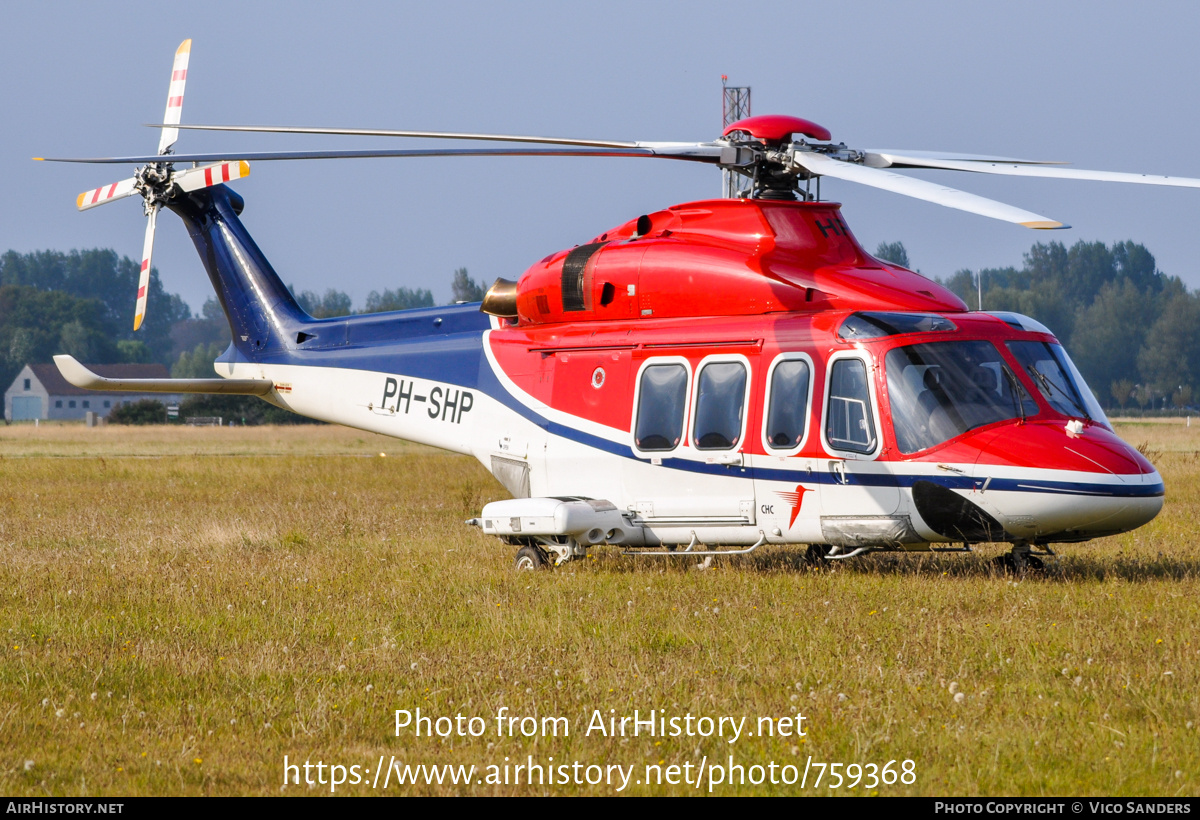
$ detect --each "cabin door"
[816,354,903,543]
[819,458,901,517]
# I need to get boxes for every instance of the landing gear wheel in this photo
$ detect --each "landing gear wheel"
[993,549,1045,574]
[992,553,1019,573]
[514,545,549,571]
[805,544,831,565]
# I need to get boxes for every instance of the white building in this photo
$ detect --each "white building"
[5,362,180,421]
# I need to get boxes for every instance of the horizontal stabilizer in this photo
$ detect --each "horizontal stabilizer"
[53,354,274,395]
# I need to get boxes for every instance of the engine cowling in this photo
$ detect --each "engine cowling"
[499,199,965,326]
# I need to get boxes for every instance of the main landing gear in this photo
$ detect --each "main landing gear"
[511,537,588,570]
[514,545,548,570]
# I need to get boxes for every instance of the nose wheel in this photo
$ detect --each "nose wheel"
[994,542,1051,573]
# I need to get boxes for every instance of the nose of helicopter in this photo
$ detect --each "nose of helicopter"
[912,421,1164,544]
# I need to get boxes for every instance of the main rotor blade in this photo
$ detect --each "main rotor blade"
[38,146,721,164]
[864,149,1068,168]
[157,39,192,155]
[867,152,1200,188]
[134,204,158,331]
[159,123,639,149]
[793,152,1067,230]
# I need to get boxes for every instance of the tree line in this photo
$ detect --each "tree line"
[925,240,1196,411]
[291,268,486,318]
[0,249,490,394]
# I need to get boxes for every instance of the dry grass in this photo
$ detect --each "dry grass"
[0,421,1197,796]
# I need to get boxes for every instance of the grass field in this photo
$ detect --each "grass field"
[1,421,1197,796]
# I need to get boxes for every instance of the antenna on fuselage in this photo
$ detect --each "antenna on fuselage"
[721,77,751,199]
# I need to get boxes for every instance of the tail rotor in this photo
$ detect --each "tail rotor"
[63,39,249,331]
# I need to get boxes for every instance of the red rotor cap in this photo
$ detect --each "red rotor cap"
[722,114,831,144]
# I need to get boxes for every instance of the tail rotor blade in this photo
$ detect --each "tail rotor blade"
[76,177,138,211]
[172,160,251,193]
[134,204,159,331]
[157,39,192,155]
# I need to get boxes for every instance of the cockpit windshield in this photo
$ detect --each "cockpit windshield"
[885,340,1038,454]
[1006,341,1109,427]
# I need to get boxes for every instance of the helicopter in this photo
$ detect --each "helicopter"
[42,40,1195,572]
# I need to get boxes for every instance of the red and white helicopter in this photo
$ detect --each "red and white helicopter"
[43,41,1198,571]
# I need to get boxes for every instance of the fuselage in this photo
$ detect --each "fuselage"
[170,185,1163,551]
[238,306,1160,550]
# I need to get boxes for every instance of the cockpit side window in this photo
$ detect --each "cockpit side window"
[825,358,877,455]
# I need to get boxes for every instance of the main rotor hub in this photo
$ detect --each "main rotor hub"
[718,116,840,201]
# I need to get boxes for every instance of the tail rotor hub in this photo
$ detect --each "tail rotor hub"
[134,162,174,212]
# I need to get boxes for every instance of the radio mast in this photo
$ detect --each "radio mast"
[721,76,751,198]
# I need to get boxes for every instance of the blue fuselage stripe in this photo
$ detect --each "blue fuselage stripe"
[259,319,1163,501]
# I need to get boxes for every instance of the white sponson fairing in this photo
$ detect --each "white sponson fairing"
[222,344,1162,551]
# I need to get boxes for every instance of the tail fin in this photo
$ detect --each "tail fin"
[168,185,308,359]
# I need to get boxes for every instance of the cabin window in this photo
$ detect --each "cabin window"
[825,358,877,454]
[634,363,688,451]
[765,358,811,450]
[886,341,1038,454]
[692,362,747,450]
[82,400,90,409]
[55,400,63,408]
[68,400,76,408]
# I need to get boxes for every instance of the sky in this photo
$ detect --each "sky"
[4,1,1200,314]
